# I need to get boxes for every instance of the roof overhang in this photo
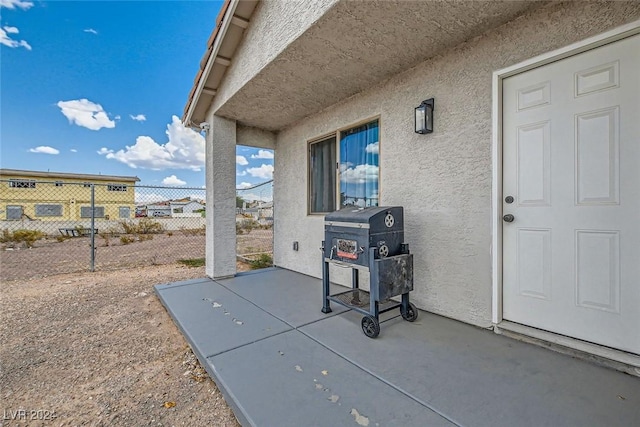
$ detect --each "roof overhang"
[0,168,140,182]
[182,0,258,128]
[185,0,546,131]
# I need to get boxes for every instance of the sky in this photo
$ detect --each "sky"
[0,0,274,195]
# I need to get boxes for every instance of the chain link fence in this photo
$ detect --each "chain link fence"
[0,180,206,281]
[0,178,276,280]
[235,180,274,268]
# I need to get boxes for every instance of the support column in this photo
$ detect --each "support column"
[205,115,237,279]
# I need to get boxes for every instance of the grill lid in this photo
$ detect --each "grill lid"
[324,206,403,231]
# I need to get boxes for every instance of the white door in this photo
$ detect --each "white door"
[502,34,640,355]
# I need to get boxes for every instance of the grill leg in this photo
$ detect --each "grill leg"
[321,242,332,313]
[401,293,409,313]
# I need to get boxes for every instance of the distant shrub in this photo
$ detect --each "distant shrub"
[249,253,273,270]
[119,218,164,235]
[120,235,135,245]
[0,229,45,248]
[178,258,205,268]
[138,234,153,242]
[179,226,206,236]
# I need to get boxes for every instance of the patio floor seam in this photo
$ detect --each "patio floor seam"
[212,278,462,426]
[214,278,348,329]
[201,327,293,359]
[295,327,464,427]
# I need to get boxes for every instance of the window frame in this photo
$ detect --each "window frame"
[6,205,23,220]
[8,179,36,189]
[80,206,105,218]
[35,204,63,217]
[107,183,128,192]
[307,116,381,215]
[118,206,131,219]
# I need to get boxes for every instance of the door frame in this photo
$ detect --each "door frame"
[491,19,640,326]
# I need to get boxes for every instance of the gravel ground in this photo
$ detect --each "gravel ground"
[0,264,242,427]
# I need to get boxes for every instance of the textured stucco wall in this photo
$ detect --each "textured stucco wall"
[211,0,338,115]
[273,2,640,327]
[237,125,276,150]
[205,114,237,279]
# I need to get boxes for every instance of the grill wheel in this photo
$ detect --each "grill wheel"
[361,315,380,338]
[401,302,418,322]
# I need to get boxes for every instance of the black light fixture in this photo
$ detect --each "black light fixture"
[415,98,434,134]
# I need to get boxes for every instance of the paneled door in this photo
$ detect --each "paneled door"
[502,34,639,355]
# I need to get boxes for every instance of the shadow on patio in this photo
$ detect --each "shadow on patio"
[155,268,639,427]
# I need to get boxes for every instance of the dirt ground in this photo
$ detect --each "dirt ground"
[0,263,245,426]
[1,228,272,281]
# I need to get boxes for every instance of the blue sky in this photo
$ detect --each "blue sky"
[0,0,274,192]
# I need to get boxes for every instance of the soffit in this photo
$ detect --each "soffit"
[214,0,545,131]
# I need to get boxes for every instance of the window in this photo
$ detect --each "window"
[173,207,184,214]
[340,120,379,208]
[308,119,379,214]
[107,184,127,192]
[9,179,36,189]
[309,136,337,213]
[6,205,23,220]
[55,181,64,187]
[35,204,63,217]
[119,207,130,219]
[80,206,105,218]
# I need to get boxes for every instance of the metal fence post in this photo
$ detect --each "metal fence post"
[90,184,95,272]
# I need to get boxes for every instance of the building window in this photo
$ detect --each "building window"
[308,119,379,214]
[119,207,130,219]
[55,181,64,187]
[9,179,36,189]
[80,206,105,218]
[339,120,379,208]
[173,207,183,214]
[107,184,127,192]
[6,205,23,220]
[35,204,63,217]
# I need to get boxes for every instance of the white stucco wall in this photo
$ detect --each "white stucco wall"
[272,2,640,327]
[205,114,237,279]
[211,0,338,114]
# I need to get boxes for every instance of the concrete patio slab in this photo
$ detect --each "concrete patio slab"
[207,329,455,427]
[301,309,640,427]
[217,268,348,328]
[155,268,640,427]
[155,279,291,360]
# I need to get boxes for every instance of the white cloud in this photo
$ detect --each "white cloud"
[365,141,379,155]
[99,115,205,171]
[236,155,248,165]
[162,175,186,186]
[0,0,33,10]
[1,26,31,50]
[57,99,116,130]
[29,146,59,155]
[340,164,379,184]
[239,192,272,202]
[251,149,274,160]
[236,170,247,176]
[84,28,98,35]
[246,164,274,180]
[237,182,253,189]
[130,114,146,122]
[70,148,78,153]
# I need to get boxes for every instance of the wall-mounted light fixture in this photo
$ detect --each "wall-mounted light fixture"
[415,98,434,134]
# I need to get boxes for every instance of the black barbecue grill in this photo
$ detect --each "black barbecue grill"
[321,206,417,338]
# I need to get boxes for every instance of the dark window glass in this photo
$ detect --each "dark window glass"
[309,136,336,213]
